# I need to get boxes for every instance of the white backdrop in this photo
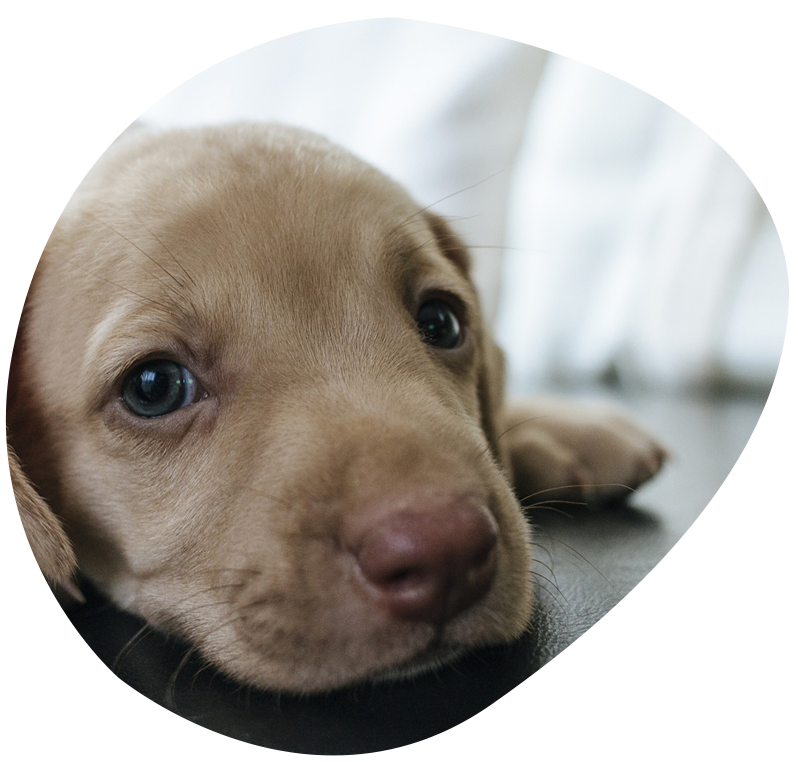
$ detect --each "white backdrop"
[140,18,787,393]
[497,52,787,392]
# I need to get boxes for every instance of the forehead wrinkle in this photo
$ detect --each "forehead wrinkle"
[85,300,142,376]
[82,298,204,400]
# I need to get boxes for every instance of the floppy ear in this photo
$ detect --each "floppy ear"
[475,331,512,474]
[7,297,81,598]
[8,440,77,587]
[423,213,512,475]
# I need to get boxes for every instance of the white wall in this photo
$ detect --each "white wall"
[139,19,787,393]
[496,53,788,392]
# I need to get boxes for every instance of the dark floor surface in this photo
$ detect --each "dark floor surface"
[66,387,769,754]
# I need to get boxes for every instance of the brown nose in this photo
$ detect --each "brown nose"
[348,501,498,624]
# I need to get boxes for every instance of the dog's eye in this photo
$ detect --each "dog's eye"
[417,300,462,349]
[122,360,201,418]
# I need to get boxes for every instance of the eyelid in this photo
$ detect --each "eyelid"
[91,347,208,415]
[113,342,207,388]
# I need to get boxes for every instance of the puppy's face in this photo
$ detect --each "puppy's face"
[11,124,533,692]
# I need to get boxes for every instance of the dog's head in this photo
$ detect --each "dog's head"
[8,123,533,692]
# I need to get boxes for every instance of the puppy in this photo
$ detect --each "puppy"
[8,123,665,692]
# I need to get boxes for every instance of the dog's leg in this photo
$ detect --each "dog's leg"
[502,399,668,507]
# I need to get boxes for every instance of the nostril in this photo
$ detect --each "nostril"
[470,543,494,574]
[349,502,498,624]
[384,566,421,587]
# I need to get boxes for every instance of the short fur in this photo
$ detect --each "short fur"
[7,124,665,692]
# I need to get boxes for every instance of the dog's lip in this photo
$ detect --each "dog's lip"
[347,602,508,687]
[362,642,468,686]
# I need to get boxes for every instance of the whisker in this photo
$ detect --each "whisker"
[90,214,187,294]
[529,540,557,572]
[112,622,152,672]
[530,569,569,605]
[67,258,173,310]
[522,503,584,517]
[530,570,571,616]
[530,554,560,589]
[463,244,525,253]
[532,530,616,592]
[396,213,469,234]
[395,169,507,229]
[474,414,558,465]
[165,645,197,708]
[495,415,551,442]
[397,233,440,259]
[189,660,216,691]
[132,214,199,289]
[519,482,636,502]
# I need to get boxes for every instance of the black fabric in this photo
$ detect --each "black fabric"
[65,390,767,754]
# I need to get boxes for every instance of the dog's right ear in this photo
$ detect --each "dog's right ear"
[7,293,82,601]
[8,440,78,590]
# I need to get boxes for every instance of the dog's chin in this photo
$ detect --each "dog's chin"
[200,610,520,695]
[364,644,469,686]
[220,641,471,696]
[185,565,535,694]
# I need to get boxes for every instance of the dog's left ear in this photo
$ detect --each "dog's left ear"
[476,328,511,473]
[424,213,511,474]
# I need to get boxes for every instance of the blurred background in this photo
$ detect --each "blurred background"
[140,18,788,398]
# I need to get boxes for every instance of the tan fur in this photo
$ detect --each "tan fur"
[9,441,76,584]
[7,123,664,692]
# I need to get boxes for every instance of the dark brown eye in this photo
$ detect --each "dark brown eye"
[417,300,461,349]
[122,360,201,418]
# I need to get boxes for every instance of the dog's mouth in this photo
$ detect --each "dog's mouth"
[222,627,479,694]
[364,641,469,686]
[206,575,523,694]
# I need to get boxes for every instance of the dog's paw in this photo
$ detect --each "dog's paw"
[502,398,668,507]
